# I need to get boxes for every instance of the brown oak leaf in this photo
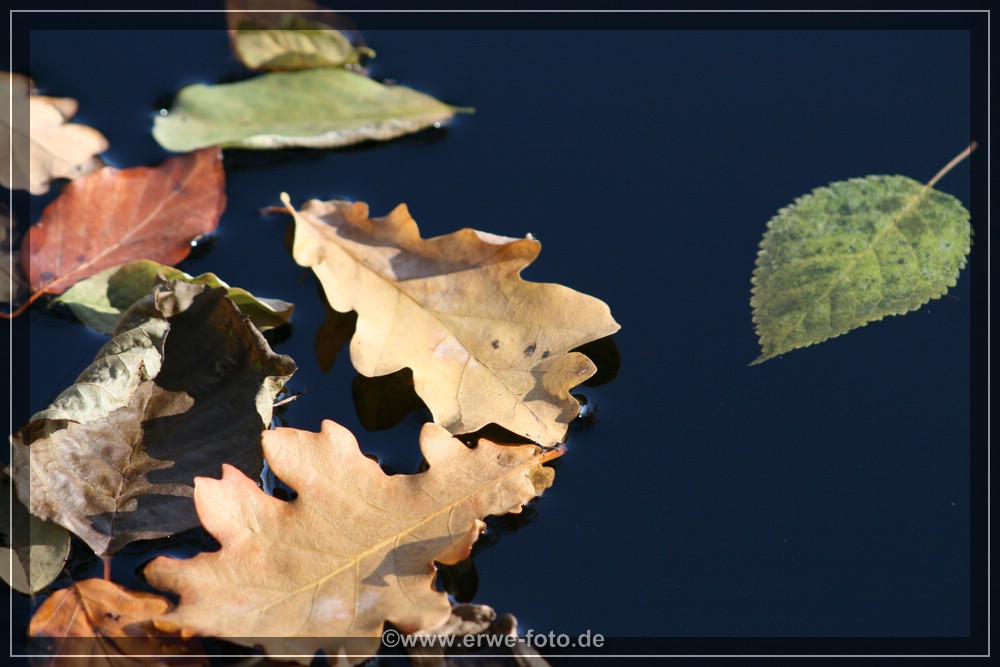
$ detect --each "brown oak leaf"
[282,194,621,446]
[144,420,561,664]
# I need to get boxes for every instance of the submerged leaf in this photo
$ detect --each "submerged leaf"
[28,578,204,667]
[1,72,108,195]
[153,68,459,152]
[283,194,621,445]
[12,281,296,555]
[22,148,226,300]
[751,174,971,363]
[54,259,294,335]
[1,467,71,596]
[145,421,560,664]
[227,0,373,70]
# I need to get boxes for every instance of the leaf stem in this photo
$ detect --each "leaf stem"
[0,289,45,319]
[927,142,976,189]
[102,555,111,581]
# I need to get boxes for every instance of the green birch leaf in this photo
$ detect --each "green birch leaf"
[53,259,294,335]
[153,68,462,152]
[751,174,971,364]
[1,466,71,596]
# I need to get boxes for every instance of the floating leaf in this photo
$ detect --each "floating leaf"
[54,259,294,335]
[751,173,971,363]
[227,0,373,71]
[153,69,460,152]
[283,194,621,445]
[20,147,226,307]
[1,72,108,195]
[28,578,204,667]
[11,281,296,555]
[145,420,561,664]
[1,467,71,596]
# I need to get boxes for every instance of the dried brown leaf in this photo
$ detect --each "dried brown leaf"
[20,148,225,309]
[283,194,620,445]
[28,578,204,667]
[1,72,108,195]
[145,421,561,664]
[12,281,296,555]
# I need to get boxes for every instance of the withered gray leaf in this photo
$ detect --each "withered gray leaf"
[12,281,296,556]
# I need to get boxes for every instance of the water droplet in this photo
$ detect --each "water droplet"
[159,109,168,116]
[432,121,442,129]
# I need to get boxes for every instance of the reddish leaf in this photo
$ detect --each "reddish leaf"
[28,578,204,667]
[21,147,225,303]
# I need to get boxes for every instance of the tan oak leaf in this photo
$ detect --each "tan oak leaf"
[283,194,620,445]
[145,420,561,664]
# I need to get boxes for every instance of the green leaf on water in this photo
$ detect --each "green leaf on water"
[751,168,971,365]
[53,259,294,335]
[153,68,463,152]
[226,0,373,71]
[231,15,373,71]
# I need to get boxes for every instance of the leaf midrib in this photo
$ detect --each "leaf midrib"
[241,446,559,626]
[765,178,934,350]
[35,156,207,296]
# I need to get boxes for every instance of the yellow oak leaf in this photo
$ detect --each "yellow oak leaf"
[145,420,561,665]
[282,194,621,445]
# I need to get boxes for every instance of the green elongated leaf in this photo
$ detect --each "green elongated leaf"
[1,467,71,595]
[153,68,461,152]
[751,174,971,364]
[53,259,294,335]
[11,280,297,556]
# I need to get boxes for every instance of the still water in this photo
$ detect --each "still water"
[8,16,979,657]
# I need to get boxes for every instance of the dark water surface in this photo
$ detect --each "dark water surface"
[7,14,985,659]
